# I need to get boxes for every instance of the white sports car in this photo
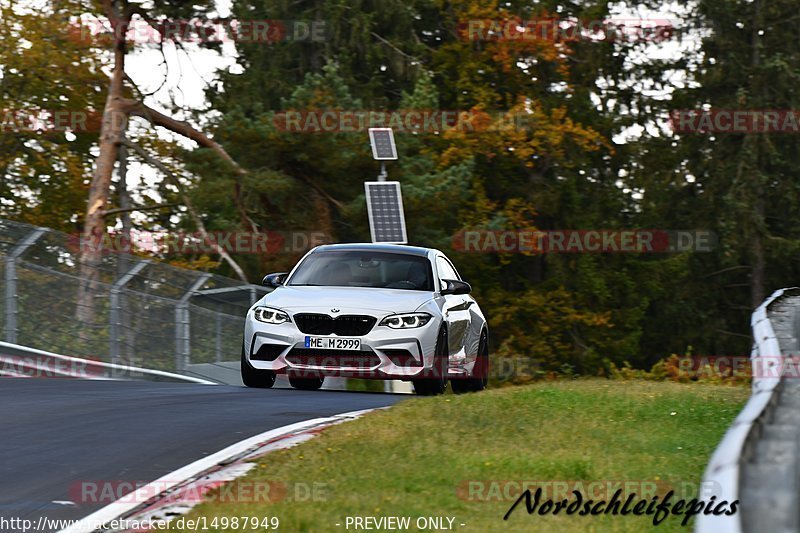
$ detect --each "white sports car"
[241,243,488,395]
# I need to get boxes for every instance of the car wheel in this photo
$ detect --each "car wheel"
[413,326,449,396]
[452,329,489,394]
[241,345,276,388]
[289,375,325,390]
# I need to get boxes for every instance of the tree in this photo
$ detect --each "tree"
[201,0,652,373]
[0,0,106,231]
[76,0,253,329]
[630,0,800,357]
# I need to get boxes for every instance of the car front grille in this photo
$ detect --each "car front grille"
[286,347,381,369]
[293,313,377,336]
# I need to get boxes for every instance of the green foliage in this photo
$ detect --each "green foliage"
[608,354,751,387]
[0,0,106,231]
[188,0,765,377]
[629,0,800,358]
[9,0,799,379]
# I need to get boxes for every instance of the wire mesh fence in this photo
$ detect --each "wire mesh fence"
[0,219,268,374]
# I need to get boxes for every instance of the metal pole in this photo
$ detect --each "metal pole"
[110,290,119,364]
[378,161,387,182]
[109,260,150,367]
[4,228,47,344]
[215,309,222,363]
[175,273,212,372]
[174,306,183,372]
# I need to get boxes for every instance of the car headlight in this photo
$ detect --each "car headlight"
[253,306,290,324]
[380,313,432,329]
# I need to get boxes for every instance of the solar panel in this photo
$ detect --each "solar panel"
[368,128,398,160]
[364,181,407,244]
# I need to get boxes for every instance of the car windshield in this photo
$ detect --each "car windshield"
[287,251,434,291]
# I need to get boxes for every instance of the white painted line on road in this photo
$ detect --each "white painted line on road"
[58,408,382,533]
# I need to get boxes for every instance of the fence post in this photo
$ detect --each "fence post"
[215,308,222,363]
[109,260,150,367]
[175,274,212,373]
[4,227,47,344]
[174,306,184,372]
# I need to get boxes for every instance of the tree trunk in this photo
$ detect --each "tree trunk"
[116,136,135,362]
[76,7,128,336]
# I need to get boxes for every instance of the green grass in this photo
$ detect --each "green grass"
[170,380,748,532]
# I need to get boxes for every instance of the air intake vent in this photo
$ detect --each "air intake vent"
[252,343,286,361]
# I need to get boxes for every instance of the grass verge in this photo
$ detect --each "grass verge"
[169,380,748,532]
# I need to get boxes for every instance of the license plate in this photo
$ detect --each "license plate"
[304,336,361,350]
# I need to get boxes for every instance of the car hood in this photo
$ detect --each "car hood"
[260,286,434,314]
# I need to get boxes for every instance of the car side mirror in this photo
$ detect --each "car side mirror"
[441,279,472,295]
[262,272,288,288]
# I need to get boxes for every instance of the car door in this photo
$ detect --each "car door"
[435,255,472,360]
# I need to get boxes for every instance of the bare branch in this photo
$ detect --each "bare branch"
[126,100,244,173]
[126,100,261,233]
[294,171,345,209]
[101,202,181,216]
[121,138,250,282]
[371,31,418,61]
[702,265,752,279]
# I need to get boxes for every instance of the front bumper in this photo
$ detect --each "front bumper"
[244,310,441,379]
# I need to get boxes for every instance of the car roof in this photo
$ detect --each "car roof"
[311,243,436,258]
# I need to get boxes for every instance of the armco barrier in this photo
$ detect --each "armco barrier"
[696,287,800,532]
[0,340,214,384]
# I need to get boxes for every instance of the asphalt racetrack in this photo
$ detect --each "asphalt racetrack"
[0,378,403,531]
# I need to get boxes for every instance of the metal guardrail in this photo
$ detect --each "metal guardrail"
[696,287,800,533]
[0,340,214,384]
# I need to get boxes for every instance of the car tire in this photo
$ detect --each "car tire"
[241,345,276,388]
[413,326,449,396]
[451,329,489,394]
[289,376,325,390]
